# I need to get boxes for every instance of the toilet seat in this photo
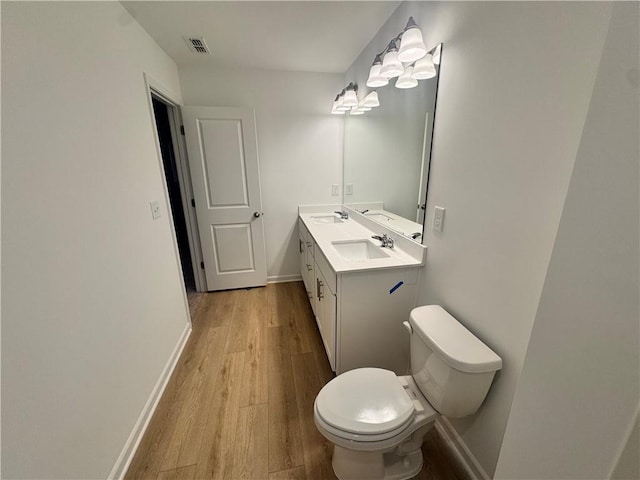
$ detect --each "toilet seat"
[315,368,415,440]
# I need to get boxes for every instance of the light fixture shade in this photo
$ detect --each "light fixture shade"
[362,91,380,108]
[342,88,358,107]
[357,101,372,111]
[380,50,404,78]
[331,101,345,114]
[412,53,436,80]
[395,66,418,89]
[336,95,349,111]
[349,108,365,115]
[398,26,427,63]
[366,63,388,88]
[433,44,442,65]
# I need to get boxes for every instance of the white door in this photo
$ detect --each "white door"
[181,106,267,291]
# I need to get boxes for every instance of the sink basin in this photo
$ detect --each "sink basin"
[331,240,390,260]
[366,213,393,222]
[312,215,344,224]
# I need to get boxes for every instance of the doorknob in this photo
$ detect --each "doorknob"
[253,211,263,218]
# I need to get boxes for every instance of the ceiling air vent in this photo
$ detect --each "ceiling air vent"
[183,36,212,55]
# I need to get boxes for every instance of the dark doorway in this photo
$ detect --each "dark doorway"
[151,96,196,292]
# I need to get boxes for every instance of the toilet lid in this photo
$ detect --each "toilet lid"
[315,368,415,435]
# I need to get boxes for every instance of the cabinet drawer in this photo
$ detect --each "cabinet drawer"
[315,247,336,294]
[298,219,315,259]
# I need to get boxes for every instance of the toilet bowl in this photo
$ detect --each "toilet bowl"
[314,305,502,480]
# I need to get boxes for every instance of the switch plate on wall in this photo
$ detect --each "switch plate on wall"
[345,184,353,195]
[433,206,445,232]
[331,184,340,196]
[150,201,161,220]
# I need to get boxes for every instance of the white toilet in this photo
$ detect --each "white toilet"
[313,305,502,480]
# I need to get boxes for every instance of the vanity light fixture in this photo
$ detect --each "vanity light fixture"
[397,17,427,63]
[380,39,404,78]
[366,54,389,88]
[411,53,436,80]
[395,66,418,89]
[331,16,440,114]
[349,108,365,115]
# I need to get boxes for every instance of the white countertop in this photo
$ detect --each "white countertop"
[299,208,426,274]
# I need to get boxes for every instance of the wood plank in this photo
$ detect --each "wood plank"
[157,464,196,480]
[267,325,304,472]
[193,351,246,479]
[291,353,337,480]
[268,466,308,480]
[227,404,269,480]
[161,326,230,470]
[239,288,269,406]
[225,288,253,352]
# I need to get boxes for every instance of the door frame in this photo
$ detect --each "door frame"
[143,73,206,294]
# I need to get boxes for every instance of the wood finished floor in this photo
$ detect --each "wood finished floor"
[126,282,468,480]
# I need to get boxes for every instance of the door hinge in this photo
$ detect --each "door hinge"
[180,125,185,135]
[191,198,195,207]
[200,261,205,270]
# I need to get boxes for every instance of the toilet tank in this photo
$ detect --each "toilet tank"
[408,306,502,418]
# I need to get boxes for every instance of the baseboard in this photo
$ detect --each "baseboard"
[108,322,192,480]
[435,417,491,480]
[267,273,302,284]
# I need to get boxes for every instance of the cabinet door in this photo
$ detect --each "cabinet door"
[306,244,316,315]
[316,271,336,371]
[298,234,312,302]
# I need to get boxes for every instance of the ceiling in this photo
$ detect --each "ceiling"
[120,1,400,73]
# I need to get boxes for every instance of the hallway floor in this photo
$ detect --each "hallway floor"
[125,282,468,480]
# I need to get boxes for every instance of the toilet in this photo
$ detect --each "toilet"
[313,305,502,480]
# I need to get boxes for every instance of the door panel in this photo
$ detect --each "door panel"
[182,106,267,291]
[212,223,255,272]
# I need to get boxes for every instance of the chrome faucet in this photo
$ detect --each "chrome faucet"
[334,210,349,220]
[372,234,394,248]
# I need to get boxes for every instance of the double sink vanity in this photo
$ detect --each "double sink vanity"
[298,205,426,375]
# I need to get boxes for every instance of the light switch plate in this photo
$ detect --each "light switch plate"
[150,201,161,220]
[433,206,445,232]
[345,183,354,195]
[331,184,339,196]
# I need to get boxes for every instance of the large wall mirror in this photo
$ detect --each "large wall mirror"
[344,43,442,243]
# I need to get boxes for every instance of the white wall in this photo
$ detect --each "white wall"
[2,3,190,478]
[343,1,623,476]
[178,66,344,281]
[495,3,639,477]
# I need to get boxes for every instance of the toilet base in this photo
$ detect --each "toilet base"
[332,445,423,480]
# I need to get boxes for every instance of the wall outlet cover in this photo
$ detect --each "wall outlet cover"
[150,201,161,220]
[433,206,445,232]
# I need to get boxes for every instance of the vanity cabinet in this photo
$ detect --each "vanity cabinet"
[298,222,315,313]
[298,218,419,375]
